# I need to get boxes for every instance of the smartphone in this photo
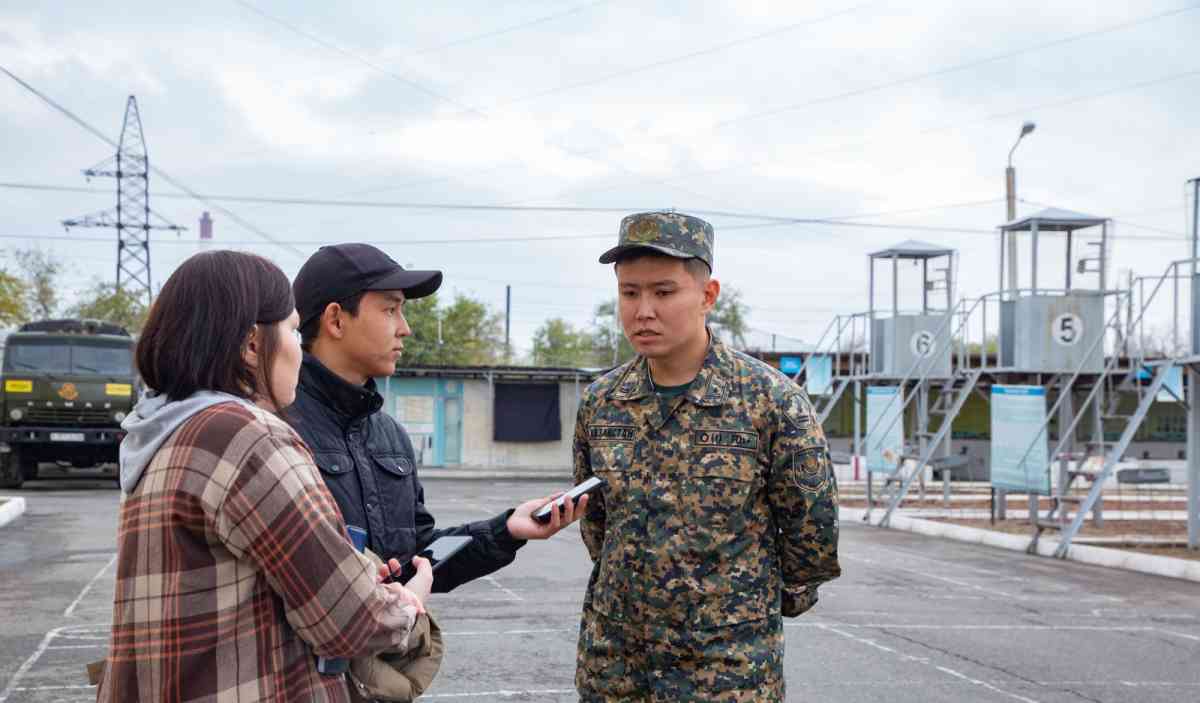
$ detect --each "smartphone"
[533,476,605,524]
[387,535,474,583]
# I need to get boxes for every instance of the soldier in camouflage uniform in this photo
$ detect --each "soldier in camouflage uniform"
[573,211,841,702]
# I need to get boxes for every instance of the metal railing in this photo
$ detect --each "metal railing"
[1008,259,1197,496]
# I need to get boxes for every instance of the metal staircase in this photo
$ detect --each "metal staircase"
[1037,366,1171,555]
[878,368,983,526]
[1012,258,1193,555]
[788,314,866,428]
[815,377,850,425]
[852,295,988,525]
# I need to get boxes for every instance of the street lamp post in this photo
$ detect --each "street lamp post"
[1005,121,1036,295]
[996,121,1035,522]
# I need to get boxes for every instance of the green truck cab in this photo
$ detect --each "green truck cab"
[0,319,137,488]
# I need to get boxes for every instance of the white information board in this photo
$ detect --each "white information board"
[990,385,1051,494]
[866,386,904,475]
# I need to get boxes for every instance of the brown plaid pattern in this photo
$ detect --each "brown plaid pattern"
[96,402,417,702]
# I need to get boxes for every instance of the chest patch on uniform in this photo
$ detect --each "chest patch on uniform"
[589,424,637,443]
[693,428,758,452]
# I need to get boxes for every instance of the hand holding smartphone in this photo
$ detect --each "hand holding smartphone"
[533,476,605,524]
[385,535,474,584]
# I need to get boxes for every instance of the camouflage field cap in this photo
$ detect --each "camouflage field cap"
[598,211,714,270]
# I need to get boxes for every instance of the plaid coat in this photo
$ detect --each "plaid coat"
[96,401,418,703]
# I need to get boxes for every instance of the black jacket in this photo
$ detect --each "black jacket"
[287,354,524,592]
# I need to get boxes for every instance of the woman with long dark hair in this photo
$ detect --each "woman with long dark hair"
[96,251,430,702]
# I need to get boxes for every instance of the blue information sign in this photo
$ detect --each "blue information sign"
[990,385,1051,494]
[779,356,803,375]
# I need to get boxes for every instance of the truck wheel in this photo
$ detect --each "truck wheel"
[0,455,23,490]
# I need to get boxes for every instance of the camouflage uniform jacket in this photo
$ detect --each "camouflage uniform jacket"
[574,336,840,631]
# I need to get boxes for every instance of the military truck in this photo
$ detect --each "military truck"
[0,319,137,488]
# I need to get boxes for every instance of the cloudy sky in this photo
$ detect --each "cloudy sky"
[2,0,1198,356]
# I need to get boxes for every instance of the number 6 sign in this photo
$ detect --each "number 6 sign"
[910,330,936,357]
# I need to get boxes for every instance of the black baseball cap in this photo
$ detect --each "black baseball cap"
[294,243,443,327]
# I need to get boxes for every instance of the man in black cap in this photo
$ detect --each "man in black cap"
[289,243,583,596]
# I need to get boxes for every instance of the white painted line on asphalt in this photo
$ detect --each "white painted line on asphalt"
[0,578,115,701]
[808,623,1172,635]
[438,622,1200,639]
[0,626,64,703]
[858,542,1033,581]
[445,627,574,636]
[0,497,26,529]
[417,680,1200,698]
[1155,628,1200,642]
[423,689,576,699]
[63,552,116,617]
[844,553,1125,603]
[481,575,524,601]
[845,507,1200,583]
[934,665,1041,703]
[816,623,1041,703]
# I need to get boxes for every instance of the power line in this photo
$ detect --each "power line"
[707,2,1200,132]
[333,3,875,201]
[528,65,1200,206]
[233,1,731,211]
[9,180,1195,243]
[0,231,612,246]
[1020,198,1188,238]
[0,181,994,228]
[230,2,1200,219]
[401,0,613,57]
[0,64,306,259]
[234,0,484,118]
[495,2,874,106]
[488,11,1200,208]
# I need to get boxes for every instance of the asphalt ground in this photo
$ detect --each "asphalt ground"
[1,471,1199,702]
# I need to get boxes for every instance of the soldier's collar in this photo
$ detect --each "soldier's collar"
[607,332,729,407]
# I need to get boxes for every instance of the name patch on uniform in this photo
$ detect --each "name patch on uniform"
[589,424,637,443]
[693,429,758,452]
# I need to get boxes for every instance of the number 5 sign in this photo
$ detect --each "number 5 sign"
[1051,313,1083,346]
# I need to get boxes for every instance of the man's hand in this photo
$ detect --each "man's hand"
[377,556,432,614]
[506,491,589,540]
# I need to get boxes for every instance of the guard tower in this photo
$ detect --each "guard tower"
[868,241,956,378]
[998,208,1110,373]
[788,241,970,507]
[868,208,1125,532]
[856,242,985,517]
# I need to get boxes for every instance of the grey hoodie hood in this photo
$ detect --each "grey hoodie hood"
[119,390,257,493]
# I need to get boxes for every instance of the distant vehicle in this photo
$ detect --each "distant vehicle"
[0,319,137,488]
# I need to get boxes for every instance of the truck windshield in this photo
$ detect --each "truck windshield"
[2,340,132,375]
[72,344,134,374]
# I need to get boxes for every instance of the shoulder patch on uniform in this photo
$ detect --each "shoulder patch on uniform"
[781,392,814,433]
[693,428,759,452]
[588,424,637,443]
[792,446,830,493]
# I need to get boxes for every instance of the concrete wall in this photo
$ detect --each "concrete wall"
[459,378,585,469]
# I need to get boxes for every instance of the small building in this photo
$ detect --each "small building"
[379,365,602,469]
